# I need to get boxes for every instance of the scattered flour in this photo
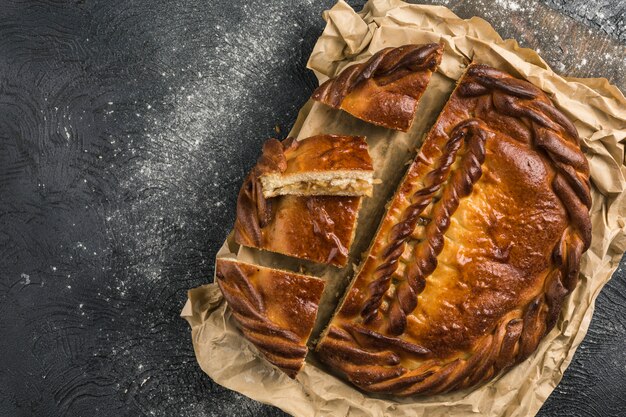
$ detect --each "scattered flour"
[106,3,306,286]
[495,0,522,11]
[100,4,317,415]
[426,0,625,77]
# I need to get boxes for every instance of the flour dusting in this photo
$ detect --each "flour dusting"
[102,2,318,416]
[107,3,308,286]
[495,0,522,11]
[99,1,624,416]
[426,0,625,77]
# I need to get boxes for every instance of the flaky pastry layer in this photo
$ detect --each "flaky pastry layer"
[258,135,374,198]
[260,171,374,197]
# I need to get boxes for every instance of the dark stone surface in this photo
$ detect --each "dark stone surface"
[0,1,624,416]
[543,0,626,42]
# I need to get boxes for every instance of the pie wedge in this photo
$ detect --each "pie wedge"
[216,258,325,378]
[315,64,592,395]
[312,43,443,132]
[234,136,363,267]
[258,135,374,198]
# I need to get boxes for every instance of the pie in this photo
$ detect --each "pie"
[234,136,363,267]
[215,258,325,378]
[315,64,591,395]
[258,135,374,198]
[221,56,591,390]
[312,43,443,132]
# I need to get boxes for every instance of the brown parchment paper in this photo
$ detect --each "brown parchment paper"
[181,1,626,416]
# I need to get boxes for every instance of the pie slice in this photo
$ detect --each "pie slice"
[315,64,591,395]
[258,135,374,198]
[312,43,443,132]
[235,137,362,267]
[216,258,325,378]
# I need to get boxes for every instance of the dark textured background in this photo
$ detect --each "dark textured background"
[0,0,624,416]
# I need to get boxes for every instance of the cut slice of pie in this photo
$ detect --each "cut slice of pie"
[312,43,443,132]
[315,64,591,395]
[258,135,374,198]
[216,258,325,378]
[235,137,362,267]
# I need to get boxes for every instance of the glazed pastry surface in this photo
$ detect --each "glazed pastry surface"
[215,258,325,378]
[234,137,362,267]
[315,64,591,395]
[312,43,443,132]
[259,135,374,198]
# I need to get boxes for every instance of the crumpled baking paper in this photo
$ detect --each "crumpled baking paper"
[181,1,626,416]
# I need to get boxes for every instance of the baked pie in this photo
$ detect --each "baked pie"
[312,43,443,132]
[215,258,325,378]
[258,135,374,198]
[221,56,591,388]
[315,64,591,395]
[234,136,364,267]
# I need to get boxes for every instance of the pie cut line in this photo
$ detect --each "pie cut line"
[315,63,591,396]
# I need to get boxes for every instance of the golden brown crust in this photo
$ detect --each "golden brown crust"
[267,135,373,174]
[234,137,362,266]
[216,258,325,378]
[258,135,374,197]
[312,43,443,131]
[315,64,591,395]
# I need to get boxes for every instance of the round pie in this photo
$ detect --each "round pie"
[217,46,591,396]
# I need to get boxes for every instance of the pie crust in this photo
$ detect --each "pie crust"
[258,135,374,198]
[312,43,443,131]
[315,64,591,395]
[215,258,325,378]
[234,137,362,267]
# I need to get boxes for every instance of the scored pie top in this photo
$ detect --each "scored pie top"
[315,64,591,395]
[272,135,372,174]
[312,43,443,132]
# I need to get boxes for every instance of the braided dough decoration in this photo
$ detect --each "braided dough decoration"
[234,136,363,267]
[312,43,443,132]
[216,258,325,378]
[315,64,591,395]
